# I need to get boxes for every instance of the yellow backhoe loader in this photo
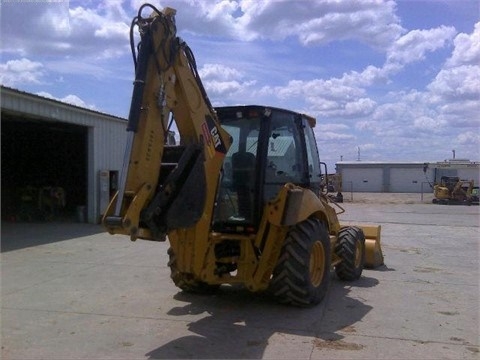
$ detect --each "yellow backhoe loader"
[432,176,475,205]
[103,4,384,306]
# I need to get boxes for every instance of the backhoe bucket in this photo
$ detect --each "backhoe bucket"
[360,225,384,268]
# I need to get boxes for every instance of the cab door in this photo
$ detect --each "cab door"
[302,116,322,195]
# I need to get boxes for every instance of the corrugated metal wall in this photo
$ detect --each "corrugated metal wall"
[341,167,384,192]
[1,87,127,223]
[389,167,433,193]
[337,162,436,193]
[337,161,479,193]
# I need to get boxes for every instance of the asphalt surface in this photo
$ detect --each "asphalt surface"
[1,199,479,359]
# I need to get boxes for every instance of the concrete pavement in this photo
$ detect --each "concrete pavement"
[1,200,479,359]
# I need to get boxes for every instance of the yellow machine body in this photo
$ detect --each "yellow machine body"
[433,176,474,205]
[103,4,384,306]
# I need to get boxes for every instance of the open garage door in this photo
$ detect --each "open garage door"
[1,114,88,222]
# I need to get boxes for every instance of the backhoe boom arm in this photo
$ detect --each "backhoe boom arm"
[103,4,231,241]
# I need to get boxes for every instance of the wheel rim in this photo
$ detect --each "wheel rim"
[354,241,362,268]
[310,240,325,287]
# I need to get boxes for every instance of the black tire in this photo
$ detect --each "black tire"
[167,248,220,294]
[334,226,365,281]
[270,217,331,307]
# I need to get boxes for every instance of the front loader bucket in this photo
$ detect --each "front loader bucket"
[360,225,384,268]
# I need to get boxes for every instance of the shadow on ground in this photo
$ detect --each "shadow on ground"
[1,222,104,252]
[146,275,379,359]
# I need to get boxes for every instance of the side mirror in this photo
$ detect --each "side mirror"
[319,162,329,194]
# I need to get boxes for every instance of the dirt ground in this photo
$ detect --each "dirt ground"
[337,192,435,204]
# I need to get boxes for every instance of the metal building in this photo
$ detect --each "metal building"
[1,86,127,223]
[336,160,479,193]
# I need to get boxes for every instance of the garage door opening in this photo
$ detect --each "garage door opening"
[2,115,88,222]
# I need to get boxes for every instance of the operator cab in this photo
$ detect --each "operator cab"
[212,105,322,233]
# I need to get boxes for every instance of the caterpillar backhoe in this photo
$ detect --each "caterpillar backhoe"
[432,176,475,205]
[103,4,384,306]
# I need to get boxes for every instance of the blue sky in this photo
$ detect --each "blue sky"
[1,0,479,170]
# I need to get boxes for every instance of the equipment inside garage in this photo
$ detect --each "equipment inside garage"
[1,113,87,222]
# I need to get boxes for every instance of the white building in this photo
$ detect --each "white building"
[336,160,480,193]
[1,86,127,223]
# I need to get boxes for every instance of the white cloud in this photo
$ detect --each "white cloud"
[413,116,446,132]
[125,0,405,50]
[205,80,243,95]
[358,143,377,151]
[236,0,404,48]
[318,131,355,141]
[198,63,256,96]
[428,65,480,101]
[422,22,480,132]
[1,1,478,166]
[387,26,457,65]
[36,91,96,110]
[68,5,130,58]
[316,123,350,132]
[1,1,130,58]
[446,22,480,68]
[0,58,45,86]
[343,98,376,117]
[456,132,480,145]
[38,7,71,37]
[199,63,243,81]
[94,21,130,40]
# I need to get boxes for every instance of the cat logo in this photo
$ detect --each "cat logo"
[202,115,227,158]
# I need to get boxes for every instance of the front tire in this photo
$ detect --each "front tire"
[270,217,331,307]
[334,226,365,281]
[167,248,220,294]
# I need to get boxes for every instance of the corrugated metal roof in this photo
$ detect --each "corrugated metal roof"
[1,85,127,124]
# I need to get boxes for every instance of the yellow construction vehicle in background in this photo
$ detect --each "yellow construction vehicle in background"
[103,4,384,306]
[432,176,475,205]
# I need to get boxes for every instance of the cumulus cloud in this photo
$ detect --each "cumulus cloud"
[316,123,350,132]
[127,0,404,49]
[1,1,478,165]
[446,22,480,68]
[428,65,480,101]
[250,21,461,122]
[423,25,480,130]
[413,116,447,132]
[199,63,243,81]
[236,0,404,48]
[1,1,130,58]
[36,91,97,110]
[198,63,256,96]
[319,131,355,141]
[0,58,45,86]
[456,132,480,145]
[276,78,365,101]
[259,76,376,119]
[386,26,457,65]
[425,23,480,124]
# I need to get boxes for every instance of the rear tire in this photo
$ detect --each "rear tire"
[270,217,331,307]
[334,226,365,281]
[167,248,220,294]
